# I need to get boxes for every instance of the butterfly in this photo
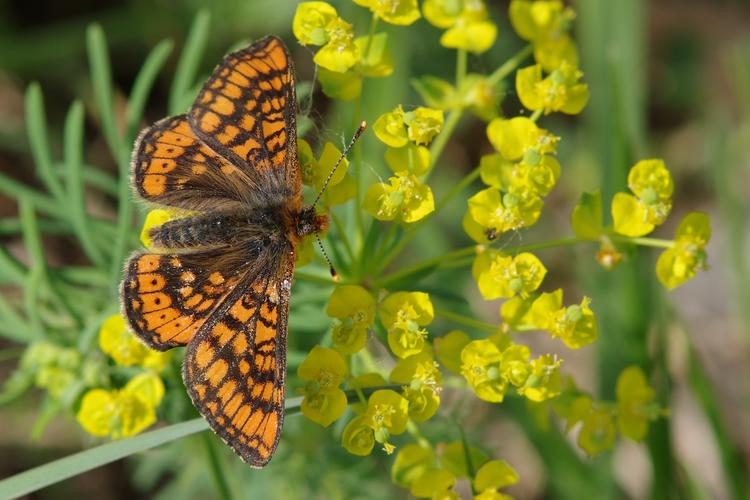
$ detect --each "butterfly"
[121,36,333,467]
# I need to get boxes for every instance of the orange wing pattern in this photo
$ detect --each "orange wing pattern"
[121,251,242,351]
[189,36,299,192]
[131,114,257,211]
[183,265,291,467]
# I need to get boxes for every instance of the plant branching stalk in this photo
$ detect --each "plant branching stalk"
[435,309,496,333]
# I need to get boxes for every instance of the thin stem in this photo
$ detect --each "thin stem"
[375,245,477,289]
[434,166,481,214]
[434,308,496,333]
[610,234,674,249]
[487,44,533,86]
[530,108,543,122]
[456,49,467,88]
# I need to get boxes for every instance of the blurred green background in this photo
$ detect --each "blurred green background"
[0,0,749,498]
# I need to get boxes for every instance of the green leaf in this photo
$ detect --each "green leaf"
[411,75,457,110]
[571,190,603,240]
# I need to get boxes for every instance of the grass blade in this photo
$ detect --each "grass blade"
[24,83,64,202]
[125,39,174,143]
[168,10,210,115]
[64,100,105,268]
[86,24,122,158]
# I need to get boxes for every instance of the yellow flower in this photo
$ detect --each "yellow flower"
[578,407,616,456]
[530,289,598,349]
[314,17,360,73]
[385,144,431,176]
[77,372,165,439]
[616,366,660,441]
[403,107,444,146]
[656,212,711,289]
[473,459,519,499]
[424,0,498,54]
[390,351,442,422]
[354,0,421,26]
[140,209,176,248]
[365,389,410,451]
[466,187,543,239]
[342,415,375,456]
[472,250,547,300]
[380,291,435,358]
[363,174,435,224]
[99,314,170,371]
[612,159,674,237]
[297,345,349,427]
[518,354,562,402]
[486,116,559,161]
[460,339,507,402]
[298,139,356,205]
[293,2,339,46]
[516,62,589,115]
[326,285,376,354]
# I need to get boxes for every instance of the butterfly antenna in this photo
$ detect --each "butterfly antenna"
[315,232,339,281]
[312,121,367,209]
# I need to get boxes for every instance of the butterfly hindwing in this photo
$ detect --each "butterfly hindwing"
[183,258,292,467]
[122,251,243,351]
[188,36,299,195]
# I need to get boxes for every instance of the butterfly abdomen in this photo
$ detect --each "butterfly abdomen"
[150,213,243,249]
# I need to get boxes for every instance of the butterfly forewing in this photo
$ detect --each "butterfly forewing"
[189,36,300,196]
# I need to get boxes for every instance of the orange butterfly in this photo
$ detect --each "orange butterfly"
[121,36,337,467]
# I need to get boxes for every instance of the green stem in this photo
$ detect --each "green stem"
[456,49,467,88]
[375,245,477,289]
[202,433,234,500]
[434,308,496,333]
[530,108,543,122]
[610,234,674,248]
[487,44,533,86]
[434,166,481,214]
[377,236,585,289]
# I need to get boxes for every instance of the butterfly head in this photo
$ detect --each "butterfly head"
[295,206,328,239]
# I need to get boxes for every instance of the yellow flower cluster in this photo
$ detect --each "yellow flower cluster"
[365,106,444,223]
[76,314,170,439]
